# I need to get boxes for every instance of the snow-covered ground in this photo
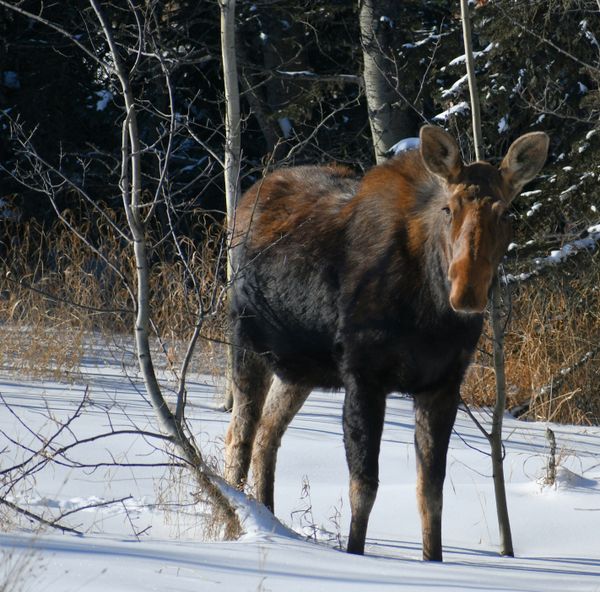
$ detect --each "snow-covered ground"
[0,349,599,591]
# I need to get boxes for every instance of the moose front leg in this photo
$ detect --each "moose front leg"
[413,386,460,561]
[342,380,386,555]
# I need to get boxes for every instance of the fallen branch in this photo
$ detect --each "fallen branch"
[0,498,83,536]
[511,344,600,418]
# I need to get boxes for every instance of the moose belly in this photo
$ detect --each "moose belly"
[239,312,480,395]
[340,318,483,395]
[233,273,482,394]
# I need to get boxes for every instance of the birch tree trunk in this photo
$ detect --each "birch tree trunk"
[221,0,242,240]
[220,0,242,411]
[359,0,414,163]
[460,0,514,558]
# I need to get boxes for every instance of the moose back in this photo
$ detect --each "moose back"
[225,125,549,561]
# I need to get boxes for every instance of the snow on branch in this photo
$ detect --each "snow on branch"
[276,70,362,85]
[433,101,470,122]
[441,73,469,98]
[504,222,600,284]
[448,42,496,66]
[388,137,420,156]
[539,346,600,398]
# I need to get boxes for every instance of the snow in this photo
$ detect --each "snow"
[560,184,578,199]
[433,101,470,122]
[441,73,468,98]
[448,43,496,66]
[402,30,445,50]
[388,137,420,155]
[277,70,314,77]
[580,19,600,48]
[578,82,589,94]
[278,117,293,139]
[498,115,509,134]
[95,90,112,111]
[531,222,600,267]
[525,201,542,217]
[512,69,526,96]
[1,350,600,591]
[504,271,532,283]
[504,217,600,282]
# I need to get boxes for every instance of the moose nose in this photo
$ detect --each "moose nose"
[449,283,488,314]
[448,255,493,314]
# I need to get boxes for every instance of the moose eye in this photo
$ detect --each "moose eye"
[442,206,451,216]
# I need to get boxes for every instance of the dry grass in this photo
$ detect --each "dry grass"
[0,215,228,380]
[463,253,600,425]
[2,215,599,425]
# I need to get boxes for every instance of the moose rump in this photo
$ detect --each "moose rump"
[225,126,549,560]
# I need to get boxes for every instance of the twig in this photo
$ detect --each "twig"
[0,498,83,536]
[56,495,133,520]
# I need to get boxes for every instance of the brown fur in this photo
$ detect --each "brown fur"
[225,126,549,561]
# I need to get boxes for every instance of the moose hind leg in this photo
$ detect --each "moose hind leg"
[413,387,460,562]
[342,380,386,555]
[251,376,311,512]
[224,349,271,490]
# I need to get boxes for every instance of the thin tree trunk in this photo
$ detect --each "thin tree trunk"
[221,0,242,245]
[220,0,242,411]
[460,1,484,161]
[490,280,514,556]
[460,0,514,558]
[359,0,414,163]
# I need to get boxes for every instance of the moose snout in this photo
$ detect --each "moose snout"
[448,260,492,314]
[449,285,487,314]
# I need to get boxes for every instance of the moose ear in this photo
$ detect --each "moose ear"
[420,125,463,182]
[500,132,549,201]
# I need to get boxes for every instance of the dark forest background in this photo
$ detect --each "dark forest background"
[1,1,598,221]
[0,0,599,423]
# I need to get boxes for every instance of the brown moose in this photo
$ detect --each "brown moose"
[225,125,549,561]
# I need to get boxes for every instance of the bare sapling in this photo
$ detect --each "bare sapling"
[460,0,515,557]
[0,0,280,541]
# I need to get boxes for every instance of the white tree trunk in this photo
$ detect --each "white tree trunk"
[220,0,242,411]
[221,0,242,243]
[359,0,403,163]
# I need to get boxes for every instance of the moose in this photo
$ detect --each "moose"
[225,125,549,561]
